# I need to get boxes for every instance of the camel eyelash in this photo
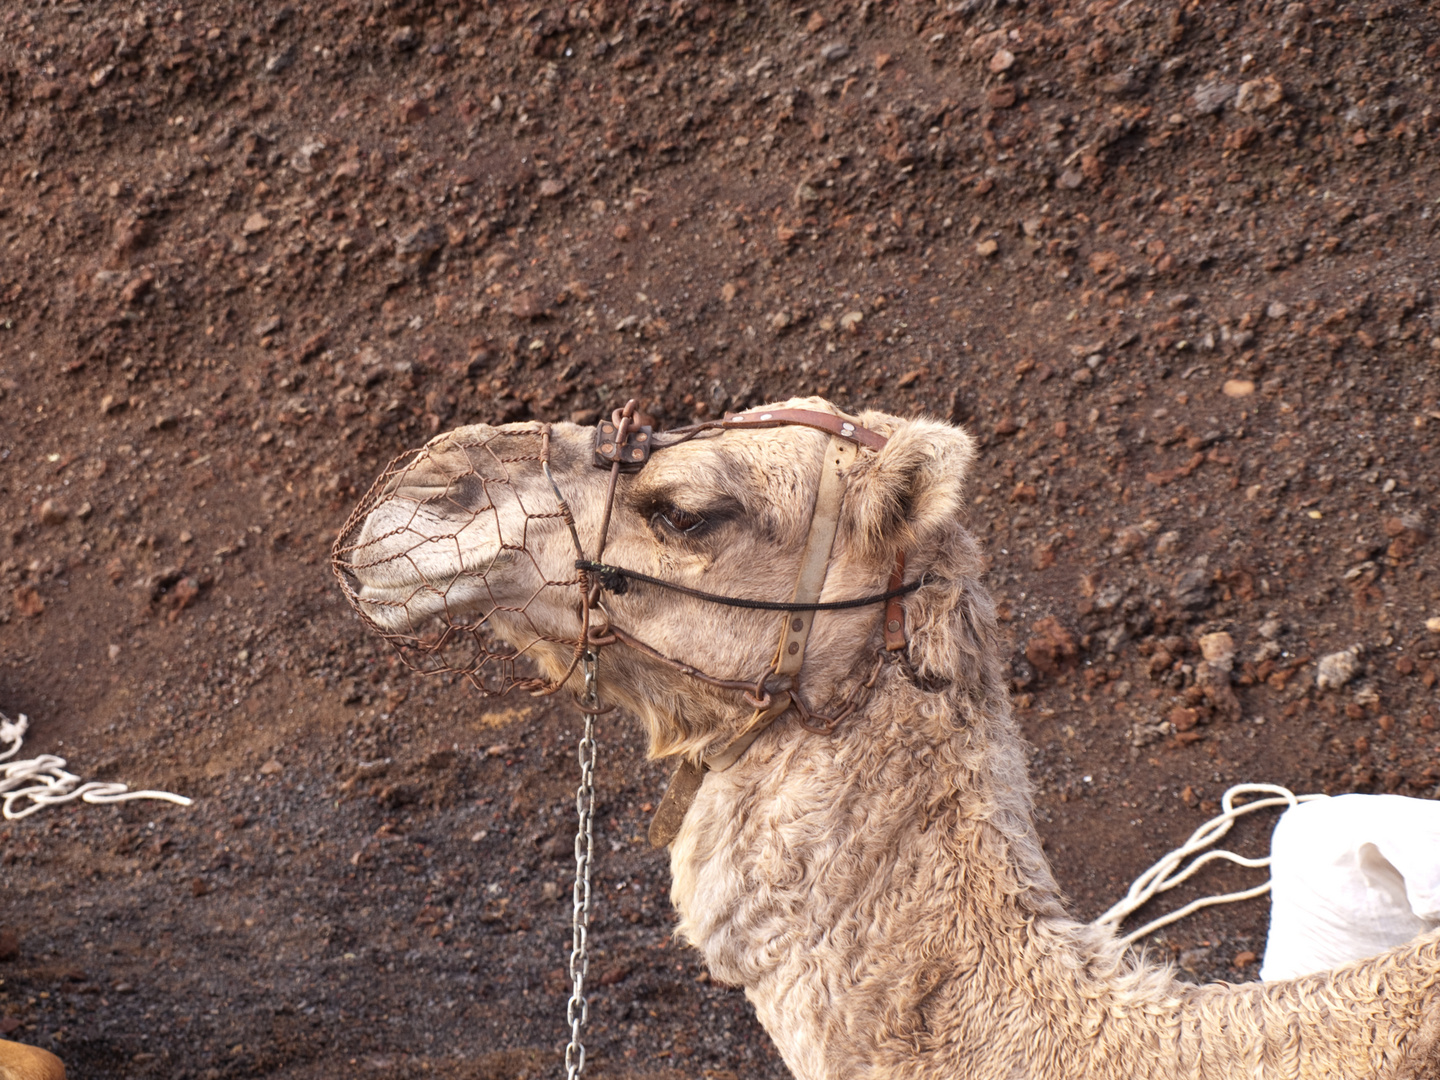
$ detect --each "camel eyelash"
[652,506,708,535]
[635,494,741,539]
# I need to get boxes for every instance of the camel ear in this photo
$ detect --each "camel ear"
[843,417,976,562]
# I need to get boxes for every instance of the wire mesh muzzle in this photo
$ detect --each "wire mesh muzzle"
[331,424,587,696]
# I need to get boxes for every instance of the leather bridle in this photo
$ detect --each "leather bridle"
[549,401,919,847]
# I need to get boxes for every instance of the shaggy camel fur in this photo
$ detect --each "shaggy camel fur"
[348,398,1440,1080]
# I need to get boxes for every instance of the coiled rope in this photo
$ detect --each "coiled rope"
[1093,783,1329,947]
[0,711,192,821]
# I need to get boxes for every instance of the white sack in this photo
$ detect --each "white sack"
[1261,793,1440,981]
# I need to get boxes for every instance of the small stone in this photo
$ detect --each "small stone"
[1426,617,1440,634]
[13,586,44,618]
[259,758,283,775]
[989,48,1015,73]
[1316,646,1363,692]
[36,499,69,525]
[121,273,154,305]
[388,25,419,51]
[1025,616,1078,676]
[395,223,446,263]
[1222,379,1255,398]
[987,85,1018,109]
[820,42,850,62]
[1266,301,1289,320]
[1154,531,1181,556]
[242,213,271,235]
[840,310,864,334]
[108,644,122,663]
[976,238,999,257]
[1236,76,1284,114]
[1253,640,1281,663]
[505,291,545,320]
[253,315,283,338]
[1113,525,1148,555]
[1099,72,1139,96]
[1058,169,1085,190]
[1172,567,1211,609]
[190,878,209,897]
[537,178,566,198]
[264,46,295,75]
[1257,618,1283,640]
[721,282,738,303]
[1191,81,1236,116]
[769,311,792,332]
[399,97,430,123]
[1233,950,1258,968]
[541,881,562,901]
[1199,631,1236,666]
[1169,707,1200,732]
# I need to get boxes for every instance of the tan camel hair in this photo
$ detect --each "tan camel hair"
[349,398,1440,1080]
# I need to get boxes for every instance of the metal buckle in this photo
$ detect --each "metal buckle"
[593,418,653,470]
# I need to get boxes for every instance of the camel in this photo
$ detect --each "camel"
[338,398,1440,1080]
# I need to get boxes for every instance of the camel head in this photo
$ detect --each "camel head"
[334,398,982,761]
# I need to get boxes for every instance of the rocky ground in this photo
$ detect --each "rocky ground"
[2,0,1439,1076]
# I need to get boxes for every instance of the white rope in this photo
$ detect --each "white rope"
[0,711,192,821]
[1092,783,1329,947]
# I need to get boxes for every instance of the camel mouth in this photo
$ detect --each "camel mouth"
[338,492,515,634]
[348,550,515,632]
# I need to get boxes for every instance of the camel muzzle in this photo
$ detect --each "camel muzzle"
[332,421,589,696]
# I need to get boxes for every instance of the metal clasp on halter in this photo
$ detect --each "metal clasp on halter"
[593,417,653,470]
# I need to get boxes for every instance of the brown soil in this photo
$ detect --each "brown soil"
[2,1,1439,1077]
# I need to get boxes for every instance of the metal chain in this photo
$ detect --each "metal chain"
[564,650,600,1079]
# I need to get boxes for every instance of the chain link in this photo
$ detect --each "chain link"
[564,650,600,1079]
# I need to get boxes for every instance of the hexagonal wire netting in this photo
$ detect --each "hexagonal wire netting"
[331,423,586,696]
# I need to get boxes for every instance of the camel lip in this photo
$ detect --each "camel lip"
[343,548,516,631]
[350,577,495,633]
[380,478,467,503]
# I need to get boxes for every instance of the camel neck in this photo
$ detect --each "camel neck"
[666,685,1110,1080]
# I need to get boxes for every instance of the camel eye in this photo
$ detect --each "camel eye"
[654,506,707,535]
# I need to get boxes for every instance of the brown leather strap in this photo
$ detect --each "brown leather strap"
[649,689,796,848]
[883,550,907,652]
[649,759,705,848]
[722,408,889,451]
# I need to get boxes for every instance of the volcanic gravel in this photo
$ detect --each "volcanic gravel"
[2,1,1439,1077]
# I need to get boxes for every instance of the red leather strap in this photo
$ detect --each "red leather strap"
[722,408,889,451]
